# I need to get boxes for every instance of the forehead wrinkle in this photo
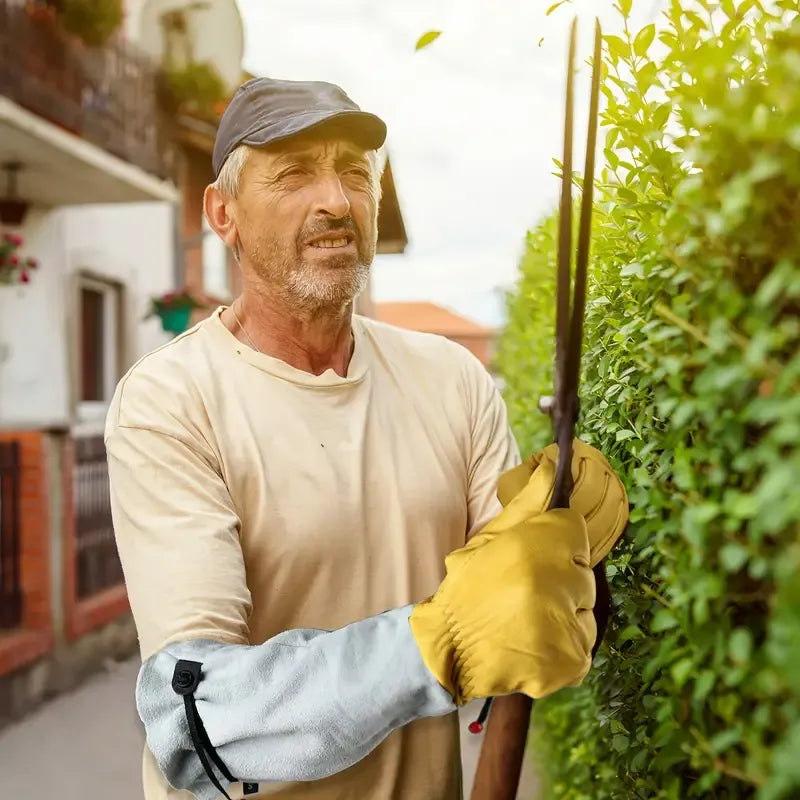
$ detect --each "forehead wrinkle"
[268,139,368,166]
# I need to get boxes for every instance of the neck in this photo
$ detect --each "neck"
[226,290,355,377]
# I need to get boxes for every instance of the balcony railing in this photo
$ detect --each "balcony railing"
[0,0,173,180]
[74,434,123,599]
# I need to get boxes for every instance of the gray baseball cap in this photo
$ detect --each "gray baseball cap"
[212,77,387,177]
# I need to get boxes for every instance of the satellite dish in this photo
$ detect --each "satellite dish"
[133,0,245,93]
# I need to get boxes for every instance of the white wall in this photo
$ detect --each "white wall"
[124,0,245,92]
[0,208,71,428]
[0,203,175,431]
[62,202,175,362]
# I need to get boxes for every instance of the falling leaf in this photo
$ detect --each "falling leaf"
[538,37,545,47]
[415,30,442,51]
[546,0,569,15]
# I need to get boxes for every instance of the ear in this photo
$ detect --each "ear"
[203,185,239,251]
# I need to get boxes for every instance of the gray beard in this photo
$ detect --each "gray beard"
[242,229,374,314]
[285,259,370,311]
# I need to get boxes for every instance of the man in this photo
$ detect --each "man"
[106,77,628,800]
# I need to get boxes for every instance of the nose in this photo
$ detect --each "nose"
[312,174,350,219]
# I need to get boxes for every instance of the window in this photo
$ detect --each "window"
[78,277,121,420]
[202,216,231,298]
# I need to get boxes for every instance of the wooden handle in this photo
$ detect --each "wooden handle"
[469,694,533,800]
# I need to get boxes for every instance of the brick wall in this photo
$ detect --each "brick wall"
[0,432,53,678]
[0,431,137,728]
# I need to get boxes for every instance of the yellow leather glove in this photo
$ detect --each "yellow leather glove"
[409,508,596,705]
[495,439,629,566]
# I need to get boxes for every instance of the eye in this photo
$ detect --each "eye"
[344,166,371,180]
[278,166,307,179]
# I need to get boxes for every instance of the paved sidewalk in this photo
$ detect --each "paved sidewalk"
[0,658,144,799]
[0,658,538,799]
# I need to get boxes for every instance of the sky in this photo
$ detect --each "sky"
[236,0,665,327]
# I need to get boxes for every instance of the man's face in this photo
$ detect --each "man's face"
[232,136,379,312]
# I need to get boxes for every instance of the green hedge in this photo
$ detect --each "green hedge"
[495,2,800,798]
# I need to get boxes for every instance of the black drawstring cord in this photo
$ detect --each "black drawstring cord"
[172,660,238,800]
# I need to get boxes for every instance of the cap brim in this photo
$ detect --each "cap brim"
[242,109,387,152]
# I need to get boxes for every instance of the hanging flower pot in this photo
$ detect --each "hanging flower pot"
[0,231,38,286]
[145,288,204,335]
[159,305,192,334]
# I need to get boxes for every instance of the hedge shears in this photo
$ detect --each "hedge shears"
[468,17,609,800]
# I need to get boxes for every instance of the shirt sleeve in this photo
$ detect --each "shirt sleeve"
[462,359,521,541]
[105,371,252,659]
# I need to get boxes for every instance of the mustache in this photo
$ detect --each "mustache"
[298,216,358,244]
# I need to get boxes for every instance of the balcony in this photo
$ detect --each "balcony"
[0,0,177,205]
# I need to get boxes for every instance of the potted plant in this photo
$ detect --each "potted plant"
[0,231,38,285]
[159,61,227,118]
[60,0,123,47]
[145,287,204,334]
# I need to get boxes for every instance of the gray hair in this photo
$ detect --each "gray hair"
[212,144,383,201]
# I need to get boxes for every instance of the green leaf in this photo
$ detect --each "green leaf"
[709,726,742,754]
[619,624,644,643]
[618,0,632,17]
[653,102,672,130]
[620,262,645,278]
[605,35,630,60]
[609,719,629,734]
[671,658,694,688]
[612,734,630,752]
[719,542,749,573]
[652,609,678,632]
[642,695,659,711]
[414,30,441,51]
[633,24,656,57]
[729,628,753,665]
[694,670,716,703]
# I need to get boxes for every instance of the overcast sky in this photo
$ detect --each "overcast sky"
[237,0,664,326]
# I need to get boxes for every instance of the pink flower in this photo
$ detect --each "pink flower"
[2,233,23,247]
[9,254,19,265]
[20,271,29,283]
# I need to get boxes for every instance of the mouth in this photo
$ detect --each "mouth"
[305,231,356,252]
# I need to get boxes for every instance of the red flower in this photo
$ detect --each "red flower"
[20,271,30,283]
[9,254,19,265]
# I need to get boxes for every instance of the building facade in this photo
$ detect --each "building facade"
[0,0,179,725]
[0,0,409,726]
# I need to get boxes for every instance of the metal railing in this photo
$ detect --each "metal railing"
[0,0,173,180]
[0,440,22,629]
[74,434,123,598]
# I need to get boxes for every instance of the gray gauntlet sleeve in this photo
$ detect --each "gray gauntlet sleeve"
[136,605,456,799]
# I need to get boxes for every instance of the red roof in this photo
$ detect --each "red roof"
[374,302,493,338]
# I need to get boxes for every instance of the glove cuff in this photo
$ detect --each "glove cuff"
[408,599,462,704]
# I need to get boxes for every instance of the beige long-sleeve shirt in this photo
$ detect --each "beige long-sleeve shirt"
[105,307,519,800]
